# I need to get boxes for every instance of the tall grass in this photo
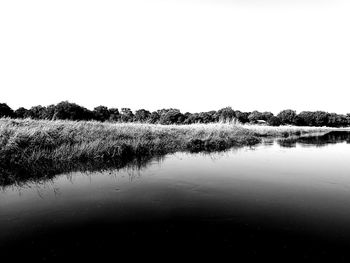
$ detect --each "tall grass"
[0,118,335,185]
[0,119,260,185]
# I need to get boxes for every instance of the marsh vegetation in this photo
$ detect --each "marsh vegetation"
[0,118,338,186]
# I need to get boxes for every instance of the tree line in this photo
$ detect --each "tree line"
[0,101,349,127]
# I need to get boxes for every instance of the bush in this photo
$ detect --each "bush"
[14,107,29,119]
[0,103,14,118]
[93,106,110,122]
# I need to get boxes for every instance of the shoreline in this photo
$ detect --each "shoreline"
[0,118,347,186]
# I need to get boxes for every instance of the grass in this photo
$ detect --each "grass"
[0,118,337,186]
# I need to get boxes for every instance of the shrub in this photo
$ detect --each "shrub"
[14,107,29,119]
[0,103,14,118]
[93,106,110,122]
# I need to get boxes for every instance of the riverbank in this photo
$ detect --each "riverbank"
[0,118,340,185]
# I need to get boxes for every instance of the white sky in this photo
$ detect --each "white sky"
[1,0,349,114]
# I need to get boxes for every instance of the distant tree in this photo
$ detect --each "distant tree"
[6,101,350,128]
[108,108,120,122]
[248,111,264,123]
[234,111,249,124]
[313,111,329,127]
[0,103,14,118]
[53,101,93,121]
[293,115,305,126]
[328,113,348,127]
[184,113,200,124]
[198,112,215,123]
[267,116,282,126]
[206,111,217,123]
[134,109,151,122]
[93,106,110,122]
[26,105,47,119]
[261,111,274,121]
[157,109,171,116]
[159,109,184,125]
[183,112,194,124]
[149,111,160,124]
[297,111,315,126]
[277,110,296,125]
[328,113,339,127]
[42,104,56,120]
[120,108,134,122]
[217,107,235,122]
[14,107,29,119]
[347,114,350,126]
[339,114,348,127]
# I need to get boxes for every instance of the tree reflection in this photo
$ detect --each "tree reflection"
[277,131,350,148]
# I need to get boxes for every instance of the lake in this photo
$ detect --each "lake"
[1,131,350,261]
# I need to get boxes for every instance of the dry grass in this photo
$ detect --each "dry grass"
[0,118,260,184]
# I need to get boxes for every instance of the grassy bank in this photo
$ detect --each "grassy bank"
[0,118,335,185]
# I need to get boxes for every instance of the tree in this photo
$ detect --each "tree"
[109,108,120,122]
[217,107,236,123]
[134,109,151,122]
[261,111,274,121]
[120,108,134,122]
[159,109,184,124]
[0,103,14,118]
[53,101,93,121]
[328,113,347,127]
[293,115,305,126]
[14,107,29,119]
[347,114,350,126]
[42,104,56,120]
[149,111,160,124]
[267,116,282,126]
[199,112,215,123]
[313,111,329,127]
[235,111,249,124]
[26,105,47,119]
[248,111,264,123]
[93,106,110,122]
[184,113,202,124]
[277,110,296,125]
[297,111,315,126]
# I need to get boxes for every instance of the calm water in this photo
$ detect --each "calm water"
[1,132,350,261]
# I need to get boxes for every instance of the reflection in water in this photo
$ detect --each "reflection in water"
[0,154,165,188]
[1,131,350,261]
[277,131,350,148]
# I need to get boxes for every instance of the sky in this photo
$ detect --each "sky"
[1,0,349,114]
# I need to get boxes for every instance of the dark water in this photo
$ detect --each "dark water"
[1,131,350,261]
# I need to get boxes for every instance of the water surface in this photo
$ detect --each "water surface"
[1,131,350,260]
